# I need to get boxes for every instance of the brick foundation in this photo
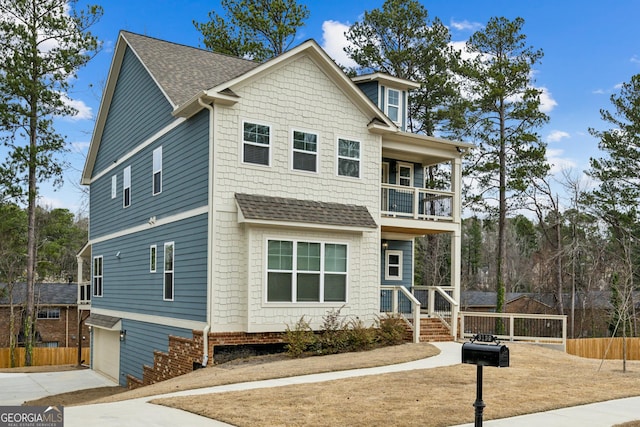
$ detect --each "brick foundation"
[126,330,286,389]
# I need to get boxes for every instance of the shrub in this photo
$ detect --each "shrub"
[284,316,317,358]
[345,317,376,351]
[375,313,407,346]
[317,306,349,354]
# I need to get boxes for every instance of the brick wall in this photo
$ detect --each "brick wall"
[0,306,90,348]
[126,330,286,389]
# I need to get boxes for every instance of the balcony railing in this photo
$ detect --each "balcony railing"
[381,184,454,221]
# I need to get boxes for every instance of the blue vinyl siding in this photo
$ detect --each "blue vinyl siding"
[355,81,379,106]
[89,110,209,239]
[93,47,174,175]
[380,240,413,288]
[91,213,208,321]
[118,320,192,386]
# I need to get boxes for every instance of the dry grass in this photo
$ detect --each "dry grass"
[152,344,640,427]
[30,343,438,407]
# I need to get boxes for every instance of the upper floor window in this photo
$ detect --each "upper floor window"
[37,308,61,320]
[292,130,318,172]
[93,256,103,297]
[163,242,175,301]
[337,138,360,178]
[123,166,131,208]
[150,245,157,273]
[398,163,413,187]
[153,146,162,195]
[243,121,271,166]
[387,89,400,123]
[111,175,117,199]
[267,239,347,303]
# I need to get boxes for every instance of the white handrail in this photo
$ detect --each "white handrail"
[380,285,422,343]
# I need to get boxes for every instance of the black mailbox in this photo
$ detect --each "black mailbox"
[462,342,509,367]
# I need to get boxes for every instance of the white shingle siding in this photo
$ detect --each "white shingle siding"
[210,54,381,332]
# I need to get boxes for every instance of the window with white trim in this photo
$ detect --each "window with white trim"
[337,138,360,178]
[37,307,61,319]
[292,130,318,172]
[163,242,174,300]
[267,240,347,303]
[150,245,157,273]
[123,166,131,207]
[242,121,271,166]
[387,89,400,123]
[385,250,403,280]
[111,175,117,199]
[398,163,413,187]
[153,146,162,195]
[93,256,103,297]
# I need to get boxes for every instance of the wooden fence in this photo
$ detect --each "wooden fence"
[567,338,640,360]
[0,347,90,368]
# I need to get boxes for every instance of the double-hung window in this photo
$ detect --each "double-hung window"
[267,240,347,303]
[243,121,270,166]
[153,146,162,195]
[163,242,174,301]
[337,138,360,178]
[398,163,413,187]
[123,166,131,207]
[385,250,403,281]
[292,130,318,172]
[387,89,400,123]
[93,256,103,297]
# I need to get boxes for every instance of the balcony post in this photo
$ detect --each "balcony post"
[451,229,461,339]
[452,157,462,223]
[413,188,419,219]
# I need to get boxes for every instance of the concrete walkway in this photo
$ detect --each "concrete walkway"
[4,343,640,426]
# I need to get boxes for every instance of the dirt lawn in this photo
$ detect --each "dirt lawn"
[23,343,640,426]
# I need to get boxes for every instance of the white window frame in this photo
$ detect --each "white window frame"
[93,255,103,297]
[111,175,117,199]
[123,165,131,208]
[150,245,157,273]
[385,250,403,281]
[153,146,162,195]
[265,239,348,304]
[398,163,413,187]
[291,129,319,173]
[242,120,271,166]
[336,137,361,178]
[37,307,61,320]
[163,242,175,301]
[386,88,401,124]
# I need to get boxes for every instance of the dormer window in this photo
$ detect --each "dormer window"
[387,89,400,123]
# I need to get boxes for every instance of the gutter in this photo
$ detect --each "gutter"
[198,97,215,367]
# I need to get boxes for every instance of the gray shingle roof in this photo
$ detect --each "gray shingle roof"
[0,283,77,306]
[235,193,377,229]
[122,31,260,107]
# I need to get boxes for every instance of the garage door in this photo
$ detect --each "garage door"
[93,328,120,382]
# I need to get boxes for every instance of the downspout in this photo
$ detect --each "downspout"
[198,97,215,367]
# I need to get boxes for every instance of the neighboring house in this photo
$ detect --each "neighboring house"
[0,282,90,348]
[79,31,471,387]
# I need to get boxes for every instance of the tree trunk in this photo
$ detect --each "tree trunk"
[25,91,38,366]
[555,206,564,315]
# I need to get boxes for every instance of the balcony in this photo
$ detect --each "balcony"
[381,183,454,221]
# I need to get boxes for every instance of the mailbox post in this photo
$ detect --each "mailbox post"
[462,334,509,427]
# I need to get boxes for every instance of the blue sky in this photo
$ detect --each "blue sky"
[39,0,640,215]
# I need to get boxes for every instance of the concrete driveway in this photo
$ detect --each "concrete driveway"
[0,369,118,406]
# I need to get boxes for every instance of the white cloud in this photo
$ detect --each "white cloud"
[321,20,357,68]
[70,141,90,153]
[546,148,577,175]
[547,130,570,143]
[631,55,640,65]
[61,95,93,121]
[538,86,557,113]
[449,19,483,32]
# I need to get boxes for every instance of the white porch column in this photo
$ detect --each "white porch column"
[451,229,461,340]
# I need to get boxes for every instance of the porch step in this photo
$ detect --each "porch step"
[419,318,454,342]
